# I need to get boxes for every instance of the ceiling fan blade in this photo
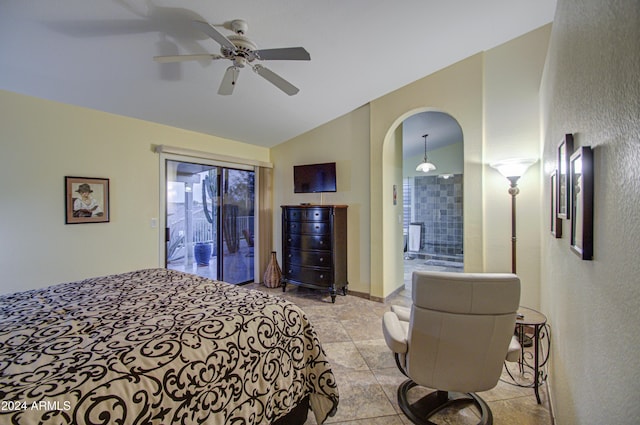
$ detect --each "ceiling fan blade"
[193,20,236,52]
[255,47,311,61]
[218,66,240,95]
[253,65,299,96]
[153,54,221,63]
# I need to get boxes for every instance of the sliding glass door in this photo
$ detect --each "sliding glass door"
[165,159,255,284]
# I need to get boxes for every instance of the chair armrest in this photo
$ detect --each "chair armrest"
[382,311,408,354]
[391,305,411,322]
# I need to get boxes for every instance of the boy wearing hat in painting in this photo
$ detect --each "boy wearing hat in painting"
[73,183,104,217]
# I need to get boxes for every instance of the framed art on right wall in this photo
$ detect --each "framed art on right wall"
[557,133,574,220]
[570,146,594,260]
[551,169,562,238]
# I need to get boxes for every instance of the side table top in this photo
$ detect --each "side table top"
[517,306,547,326]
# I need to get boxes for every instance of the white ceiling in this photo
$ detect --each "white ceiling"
[0,1,556,149]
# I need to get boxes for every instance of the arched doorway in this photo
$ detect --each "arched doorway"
[372,107,472,299]
[401,111,464,288]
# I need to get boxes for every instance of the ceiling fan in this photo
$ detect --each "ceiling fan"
[154,19,310,96]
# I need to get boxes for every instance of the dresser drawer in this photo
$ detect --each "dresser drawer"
[303,207,330,221]
[285,208,305,221]
[285,248,333,267]
[284,264,332,285]
[285,221,330,235]
[284,234,332,251]
[284,207,331,222]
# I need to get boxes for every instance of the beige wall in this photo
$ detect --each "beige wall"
[271,105,371,295]
[271,25,551,302]
[484,25,551,307]
[540,0,640,423]
[380,124,405,298]
[370,53,485,299]
[2,25,552,307]
[0,90,269,294]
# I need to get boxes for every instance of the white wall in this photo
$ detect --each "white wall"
[0,90,269,294]
[540,1,640,423]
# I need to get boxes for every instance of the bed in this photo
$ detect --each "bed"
[0,268,339,424]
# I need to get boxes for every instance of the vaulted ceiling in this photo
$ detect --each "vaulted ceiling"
[0,1,556,148]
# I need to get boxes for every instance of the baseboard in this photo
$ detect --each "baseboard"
[546,381,556,425]
[349,284,405,303]
[347,289,371,300]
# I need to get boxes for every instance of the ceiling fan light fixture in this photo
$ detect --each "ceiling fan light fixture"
[416,133,437,173]
[158,19,310,96]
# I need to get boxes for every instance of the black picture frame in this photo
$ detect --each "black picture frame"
[557,134,574,220]
[65,176,110,224]
[551,169,562,238]
[569,147,594,260]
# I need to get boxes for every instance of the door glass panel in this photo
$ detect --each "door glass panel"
[221,168,255,284]
[166,160,219,279]
[165,159,254,284]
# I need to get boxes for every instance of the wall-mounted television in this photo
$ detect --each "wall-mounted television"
[293,162,337,193]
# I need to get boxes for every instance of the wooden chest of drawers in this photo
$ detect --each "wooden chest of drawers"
[281,205,348,303]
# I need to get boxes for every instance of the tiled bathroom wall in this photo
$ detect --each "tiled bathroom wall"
[409,174,463,259]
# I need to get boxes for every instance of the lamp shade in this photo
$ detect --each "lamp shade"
[416,133,436,172]
[490,158,537,179]
[416,161,437,172]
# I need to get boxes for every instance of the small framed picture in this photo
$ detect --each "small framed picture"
[557,134,574,219]
[65,176,110,224]
[550,169,562,238]
[569,147,594,260]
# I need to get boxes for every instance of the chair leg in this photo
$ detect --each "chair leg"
[397,379,493,425]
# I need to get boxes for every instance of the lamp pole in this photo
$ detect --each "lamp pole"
[508,176,520,274]
[490,158,537,275]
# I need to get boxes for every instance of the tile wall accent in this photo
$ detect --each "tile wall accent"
[412,174,463,258]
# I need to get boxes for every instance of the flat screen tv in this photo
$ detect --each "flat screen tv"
[293,162,337,193]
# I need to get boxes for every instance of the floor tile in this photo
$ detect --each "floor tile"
[354,339,396,370]
[248,260,551,425]
[324,370,397,423]
[322,341,370,373]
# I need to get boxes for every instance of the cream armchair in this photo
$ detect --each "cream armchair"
[383,271,521,425]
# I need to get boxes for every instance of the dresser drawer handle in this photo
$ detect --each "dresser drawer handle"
[319,258,324,262]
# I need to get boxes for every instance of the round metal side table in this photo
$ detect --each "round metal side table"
[503,306,550,404]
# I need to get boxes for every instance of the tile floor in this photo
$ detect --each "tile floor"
[246,259,552,425]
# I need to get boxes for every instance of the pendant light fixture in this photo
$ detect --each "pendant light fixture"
[416,133,436,172]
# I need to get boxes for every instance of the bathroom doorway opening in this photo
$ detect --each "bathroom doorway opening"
[402,111,464,283]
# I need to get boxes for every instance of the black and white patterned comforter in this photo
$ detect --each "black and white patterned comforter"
[0,269,339,424]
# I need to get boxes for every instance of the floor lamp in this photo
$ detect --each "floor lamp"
[490,158,537,274]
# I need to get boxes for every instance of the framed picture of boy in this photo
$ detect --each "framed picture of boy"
[65,176,110,224]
